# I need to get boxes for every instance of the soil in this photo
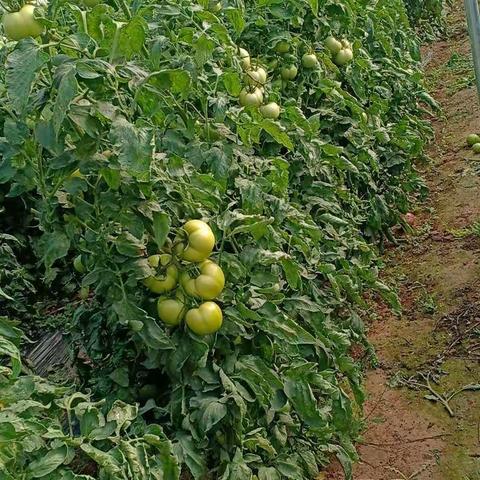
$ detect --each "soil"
[327,2,480,479]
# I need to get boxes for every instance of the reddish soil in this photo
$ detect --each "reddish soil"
[327,2,480,478]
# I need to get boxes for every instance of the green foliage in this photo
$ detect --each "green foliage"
[403,0,446,38]
[0,316,179,479]
[0,0,437,478]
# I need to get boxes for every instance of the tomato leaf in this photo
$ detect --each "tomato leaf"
[152,212,170,250]
[6,40,48,114]
[260,120,294,150]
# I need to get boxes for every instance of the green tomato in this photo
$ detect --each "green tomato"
[325,36,342,55]
[73,255,85,273]
[144,254,178,293]
[281,65,298,80]
[238,47,250,70]
[472,143,480,154]
[3,5,43,41]
[174,220,215,263]
[138,384,161,400]
[181,260,225,300]
[302,53,318,69]
[334,48,353,66]
[275,40,290,53]
[466,134,480,146]
[186,301,223,336]
[259,102,281,120]
[157,296,185,326]
[239,87,263,107]
[79,286,90,300]
[244,66,267,86]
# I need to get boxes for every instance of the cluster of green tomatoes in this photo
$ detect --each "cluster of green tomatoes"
[466,133,480,154]
[325,36,354,66]
[236,35,353,116]
[144,220,225,336]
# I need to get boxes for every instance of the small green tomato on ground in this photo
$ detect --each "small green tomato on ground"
[259,102,281,120]
[466,133,480,146]
[472,143,480,154]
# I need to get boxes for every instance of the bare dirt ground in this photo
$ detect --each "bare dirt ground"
[327,2,480,479]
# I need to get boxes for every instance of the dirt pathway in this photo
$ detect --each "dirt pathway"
[329,2,480,479]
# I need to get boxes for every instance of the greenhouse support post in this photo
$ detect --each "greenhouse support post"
[465,0,480,103]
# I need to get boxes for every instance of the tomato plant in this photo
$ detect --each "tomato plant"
[0,0,438,478]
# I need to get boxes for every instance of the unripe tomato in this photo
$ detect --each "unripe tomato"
[174,220,215,263]
[280,65,298,80]
[244,66,267,86]
[181,260,225,300]
[3,5,43,41]
[79,286,90,300]
[325,36,342,55]
[238,47,250,70]
[239,87,263,107]
[73,254,85,273]
[138,384,161,400]
[144,254,178,293]
[334,48,353,66]
[157,296,185,326]
[473,143,480,154]
[186,301,223,335]
[302,53,318,69]
[466,133,480,146]
[275,40,290,53]
[259,102,280,120]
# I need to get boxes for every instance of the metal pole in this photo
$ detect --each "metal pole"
[465,0,480,102]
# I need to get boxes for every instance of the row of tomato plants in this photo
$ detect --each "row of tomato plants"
[0,0,435,478]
